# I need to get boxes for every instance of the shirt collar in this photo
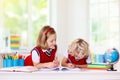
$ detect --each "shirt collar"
[42,48,52,52]
[42,49,47,52]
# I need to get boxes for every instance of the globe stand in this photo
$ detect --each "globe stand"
[105,48,119,71]
[107,64,117,71]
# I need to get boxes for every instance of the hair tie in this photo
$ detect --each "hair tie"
[45,28,53,35]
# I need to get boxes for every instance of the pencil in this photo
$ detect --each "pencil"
[67,58,72,63]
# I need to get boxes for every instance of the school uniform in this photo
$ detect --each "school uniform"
[68,54,87,65]
[64,51,91,65]
[24,45,57,66]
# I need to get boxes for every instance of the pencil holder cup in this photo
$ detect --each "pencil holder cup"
[13,60,18,66]
[3,59,7,68]
[6,59,13,67]
[19,59,24,66]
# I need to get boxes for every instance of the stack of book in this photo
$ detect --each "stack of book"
[87,64,107,70]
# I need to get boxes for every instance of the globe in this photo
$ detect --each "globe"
[104,48,119,71]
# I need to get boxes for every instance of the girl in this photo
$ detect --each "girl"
[61,38,91,68]
[24,25,59,69]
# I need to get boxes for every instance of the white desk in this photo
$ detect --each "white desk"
[0,70,120,80]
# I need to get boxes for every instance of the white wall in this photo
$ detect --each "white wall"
[67,0,89,41]
[50,0,89,56]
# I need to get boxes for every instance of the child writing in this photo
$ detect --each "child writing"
[61,38,91,68]
[24,25,59,69]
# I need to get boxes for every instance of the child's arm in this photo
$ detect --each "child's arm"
[33,56,59,69]
[74,55,92,68]
[74,56,91,68]
[33,61,58,69]
[75,64,88,68]
[53,56,60,67]
[61,57,75,68]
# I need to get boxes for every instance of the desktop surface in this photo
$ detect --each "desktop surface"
[0,69,120,80]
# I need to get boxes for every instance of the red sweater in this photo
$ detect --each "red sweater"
[24,46,57,66]
[68,54,87,65]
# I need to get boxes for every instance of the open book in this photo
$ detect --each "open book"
[0,66,39,72]
[61,67,80,71]
[0,66,81,72]
[40,67,60,71]
[39,67,81,71]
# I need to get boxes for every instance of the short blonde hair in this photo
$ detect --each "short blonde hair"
[36,25,56,49]
[68,38,89,57]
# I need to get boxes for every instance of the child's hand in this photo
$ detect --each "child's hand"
[53,61,59,67]
[53,57,59,67]
[45,58,59,68]
[46,62,57,68]
[67,63,75,68]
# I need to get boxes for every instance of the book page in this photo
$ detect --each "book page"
[39,67,81,71]
[39,67,60,71]
[60,67,81,71]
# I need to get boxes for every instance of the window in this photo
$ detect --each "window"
[0,0,48,52]
[90,0,120,53]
